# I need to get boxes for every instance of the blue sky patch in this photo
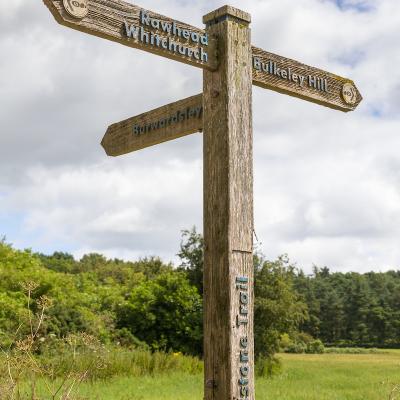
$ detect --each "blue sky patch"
[328,0,374,13]
[0,210,74,255]
[331,49,366,68]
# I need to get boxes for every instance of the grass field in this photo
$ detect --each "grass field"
[258,351,400,400]
[21,350,399,400]
[7,350,400,399]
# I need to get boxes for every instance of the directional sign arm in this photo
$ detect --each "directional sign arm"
[44,0,362,112]
[252,46,362,112]
[43,0,218,70]
[101,93,203,156]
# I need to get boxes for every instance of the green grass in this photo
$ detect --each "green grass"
[8,350,400,399]
[259,351,400,400]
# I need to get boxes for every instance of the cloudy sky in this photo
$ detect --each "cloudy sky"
[0,0,399,272]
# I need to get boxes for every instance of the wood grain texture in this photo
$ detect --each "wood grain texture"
[43,0,218,70]
[43,0,362,112]
[101,93,203,156]
[203,6,251,24]
[252,47,362,112]
[203,6,254,400]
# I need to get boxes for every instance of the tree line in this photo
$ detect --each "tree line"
[1,229,399,360]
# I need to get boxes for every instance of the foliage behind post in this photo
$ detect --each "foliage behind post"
[177,227,204,295]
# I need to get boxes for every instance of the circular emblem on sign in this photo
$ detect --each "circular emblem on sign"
[63,0,89,19]
[342,83,357,105]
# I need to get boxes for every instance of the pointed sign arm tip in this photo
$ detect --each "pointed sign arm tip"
[101,93,203,157]
[42,0,218,71]
[43,0,363,112]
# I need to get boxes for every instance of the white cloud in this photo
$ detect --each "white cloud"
[1,154,203,262]
[0,0,399,272]
[0,0,25,19]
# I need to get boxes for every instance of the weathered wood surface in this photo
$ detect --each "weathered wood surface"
[101,93,203,156]
[43,0,218,70]
[252,47,362,112]
[44,0,362,112]
[203,6,254,400]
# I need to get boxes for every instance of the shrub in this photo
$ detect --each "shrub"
[255,356,282,378]
[279,333,293,352]
[117,272,202,355]
[306,339,325,354]
[286,342,307,354]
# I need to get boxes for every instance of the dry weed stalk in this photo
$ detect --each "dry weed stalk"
[0,281,104,400]
[389,384,400,400]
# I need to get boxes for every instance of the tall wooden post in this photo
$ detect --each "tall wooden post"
[203,6,254,400]
[44,3,363,399]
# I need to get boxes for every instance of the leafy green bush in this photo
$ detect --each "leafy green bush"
[279,333,293,352]
[280,332,325,354]
[0,276,203,400]
[255,356,283,378]
[0,241,180,352]
[306,339,325,354]
[117,272,202,355]
[254,255,308,358]
[286,342,307,354]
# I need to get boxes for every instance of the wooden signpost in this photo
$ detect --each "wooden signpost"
[44,1,363,399]
[44,0,218,70]
[252,47,362,111]
[101,93,203,156]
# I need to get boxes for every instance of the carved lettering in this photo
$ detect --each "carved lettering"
[240,337,248,349]
[122,10,210,65]
[240,305,248,315]
[240,350,249,363]
[240,292,248,304]
[253,56,328,93]
[124,22,139,39]
[139,10,208,46]
[236,276,250,398]
[133,106,203,136]
[140,11,151,26]
[240,386,249,398]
